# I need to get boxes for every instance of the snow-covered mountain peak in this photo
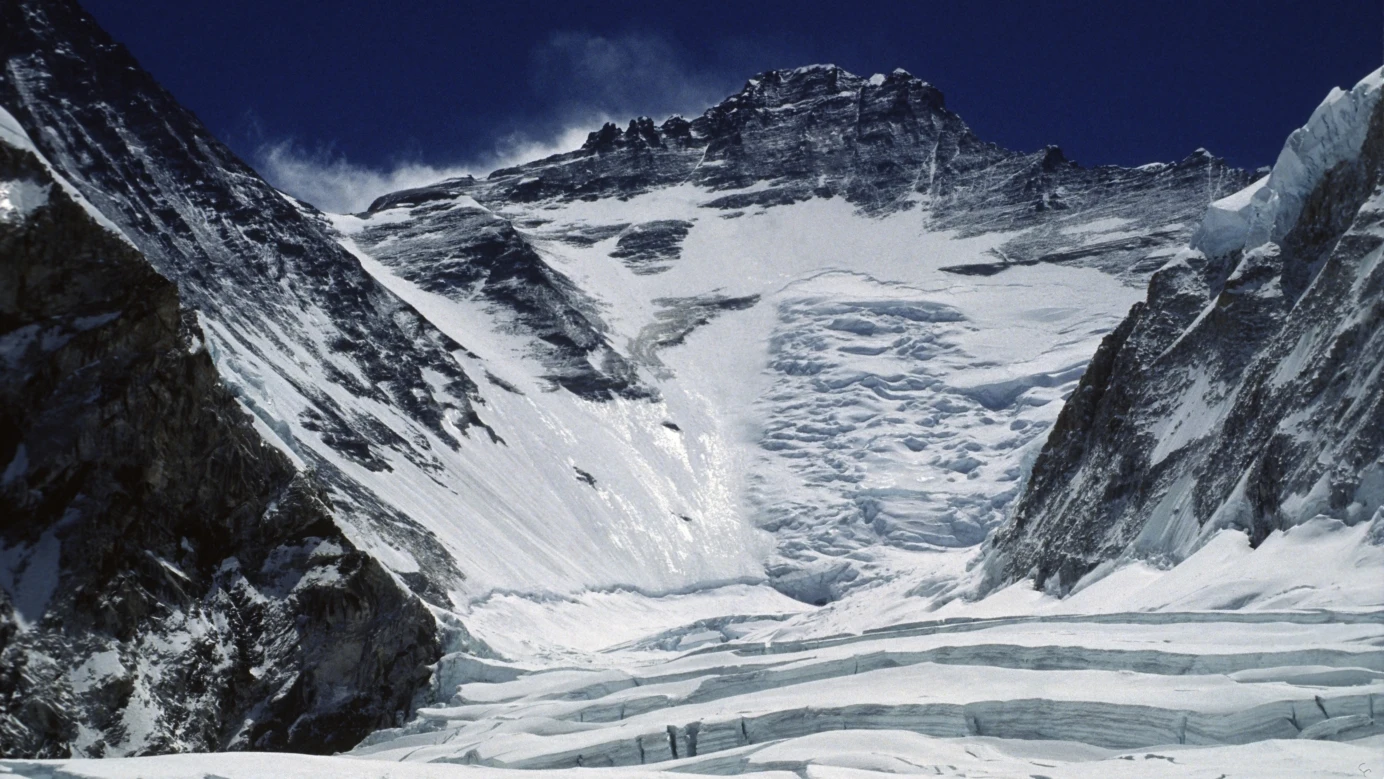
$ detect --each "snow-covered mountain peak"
[1195,66,1384,258]
[338,62,1251,604]
[467,62,961,210]
[730,62,942,105]
[5,0,1384,768]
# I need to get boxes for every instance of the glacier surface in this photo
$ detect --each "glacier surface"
[1,2,1380,769]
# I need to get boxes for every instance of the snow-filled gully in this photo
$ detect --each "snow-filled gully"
[348,611,1384,770]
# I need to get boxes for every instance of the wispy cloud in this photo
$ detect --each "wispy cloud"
[252,30,802,213]
[253,141,470,214]
[252,126,606,214]
[488,124,608,172]
[529,31,738,123]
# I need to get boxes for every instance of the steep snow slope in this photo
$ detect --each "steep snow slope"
[343,65,1247,602]
[0,0,487,608]
[346,191,1144,602]
[0,0,766,604]
[0,108,436,757]
[988,67,1384,594]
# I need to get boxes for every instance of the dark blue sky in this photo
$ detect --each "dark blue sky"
[83,0,1381,211]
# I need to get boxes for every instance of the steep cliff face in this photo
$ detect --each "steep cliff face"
[988,69,1384,594]
[0,118,439,757]
[0,0,474,601]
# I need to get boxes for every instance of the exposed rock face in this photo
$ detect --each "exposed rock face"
[0,0,475,597]
[609,220,694,275]
[988,70,1384,594]
[0,138,438,756]
[343,195,649,400]
[385,65,1248,280]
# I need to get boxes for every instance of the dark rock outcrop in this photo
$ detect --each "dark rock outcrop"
[987,72,1384,594]
[0,142,438,757]
[346,200,650,400]
[377,65,1247,283]
[609,220,694,275]
[0,0,475,597]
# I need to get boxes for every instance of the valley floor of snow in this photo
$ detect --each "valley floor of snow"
[7,515,1382,778]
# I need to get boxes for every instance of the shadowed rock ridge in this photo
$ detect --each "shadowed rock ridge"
[988,71,1384,594]
[381,65,1248,250]
[0,0,482,594]
[0,143,438,757]
[0,0,458,759]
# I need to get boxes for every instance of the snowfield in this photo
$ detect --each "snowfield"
[2,20,1381,771]
[331,183,1146,603]
[9,509,1381,776]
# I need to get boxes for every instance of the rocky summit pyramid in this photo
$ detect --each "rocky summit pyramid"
[2,0,1382,774]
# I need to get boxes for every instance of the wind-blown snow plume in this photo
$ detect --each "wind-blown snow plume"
[253,31,793,212]
[252,141,470,213]
[529,31,741,123]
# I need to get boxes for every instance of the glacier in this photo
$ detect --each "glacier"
[1,0,1382,774]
